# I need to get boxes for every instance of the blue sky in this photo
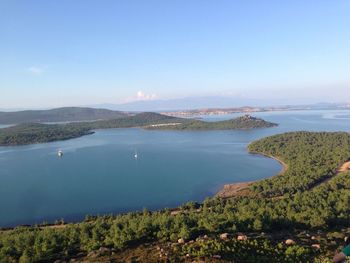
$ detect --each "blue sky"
[0,0,349,108]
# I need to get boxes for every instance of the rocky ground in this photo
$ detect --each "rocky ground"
[50,228,350,263]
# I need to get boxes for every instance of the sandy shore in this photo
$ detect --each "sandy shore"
[216,181,254,198]
[216,154,350,198]
[216,153,288,198]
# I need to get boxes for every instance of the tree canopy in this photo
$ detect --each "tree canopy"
[1,131,349,262]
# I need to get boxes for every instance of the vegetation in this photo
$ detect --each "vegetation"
[147,114,277,130]
[180,238,317,262]
[0,113,276,146]
[0,107,129,124]
[0,113,188,146]
[0,123,92,146]
[1,131,350,262]
[78,112,190,129]
[249,131,350,197]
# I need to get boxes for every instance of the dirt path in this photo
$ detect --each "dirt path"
[216,156,350,199]
[337,161,350,174]
[309,160,350,191]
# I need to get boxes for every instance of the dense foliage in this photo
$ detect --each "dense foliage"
[180,238,317,262]
[148,114,277,130]
[78,112,189,129]
[0,113,276,146]
[249,131,350,197]
[1,132,350,261]
[1,169,346,263]
[0,113,187,146]
[0,123,92,146]
[0,107,129,124]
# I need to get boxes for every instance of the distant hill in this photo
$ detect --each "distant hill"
[92,96,271,111]
[0,112,188,146]
[0,113,276,146]
[146,114,278,130]
[78,112,190,130]
[0,107,129,124]
[91,96,340,111]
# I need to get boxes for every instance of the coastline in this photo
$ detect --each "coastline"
[216,151,288,198]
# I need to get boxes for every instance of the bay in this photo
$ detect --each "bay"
[1,109,350,226]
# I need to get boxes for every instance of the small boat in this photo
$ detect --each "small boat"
[58,150,63,157]
[134,151,138,159]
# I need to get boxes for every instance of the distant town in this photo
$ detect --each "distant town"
[161,103,350,117]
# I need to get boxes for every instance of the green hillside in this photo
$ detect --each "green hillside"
[248,131,350,197]
[0,107,129,124]
[0,112,188,146]
[0,123,93,146]
[0,113,276,146]
[1,131,349,262]
[146,114,277,130]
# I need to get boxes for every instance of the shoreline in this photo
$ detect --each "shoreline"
[0,150,289,228]
[216,153,350,199]
[216,151,288,198]
[2,153,347,229]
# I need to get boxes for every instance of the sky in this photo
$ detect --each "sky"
[0,0,350,109]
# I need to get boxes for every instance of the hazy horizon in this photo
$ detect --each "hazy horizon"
[0,96,349,112]
[1,1,349,109]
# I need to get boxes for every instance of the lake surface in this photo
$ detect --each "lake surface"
[1,109,350,227]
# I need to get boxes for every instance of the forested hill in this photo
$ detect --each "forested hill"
[82,112,189,129]
[0,123,93,146]
[2,131,350,262]
[0,113,276,146]
[0,107,129,124]
[248,131,350,197]
[146,114,277,130]
[0,112,189,146]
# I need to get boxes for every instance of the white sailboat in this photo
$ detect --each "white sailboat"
[134,150,138,159]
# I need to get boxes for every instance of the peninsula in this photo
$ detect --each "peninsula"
[146,114,277,130]
[1,131,350,262]
[0,112,277,146]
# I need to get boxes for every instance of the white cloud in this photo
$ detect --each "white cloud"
[27,66,44,75]
[136,90,157,101]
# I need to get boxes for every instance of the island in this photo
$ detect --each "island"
[1,131,350,262]
[145,114,277,130]
[0,113,277,146]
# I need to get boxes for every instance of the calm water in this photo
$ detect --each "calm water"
[1,110,350,227]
